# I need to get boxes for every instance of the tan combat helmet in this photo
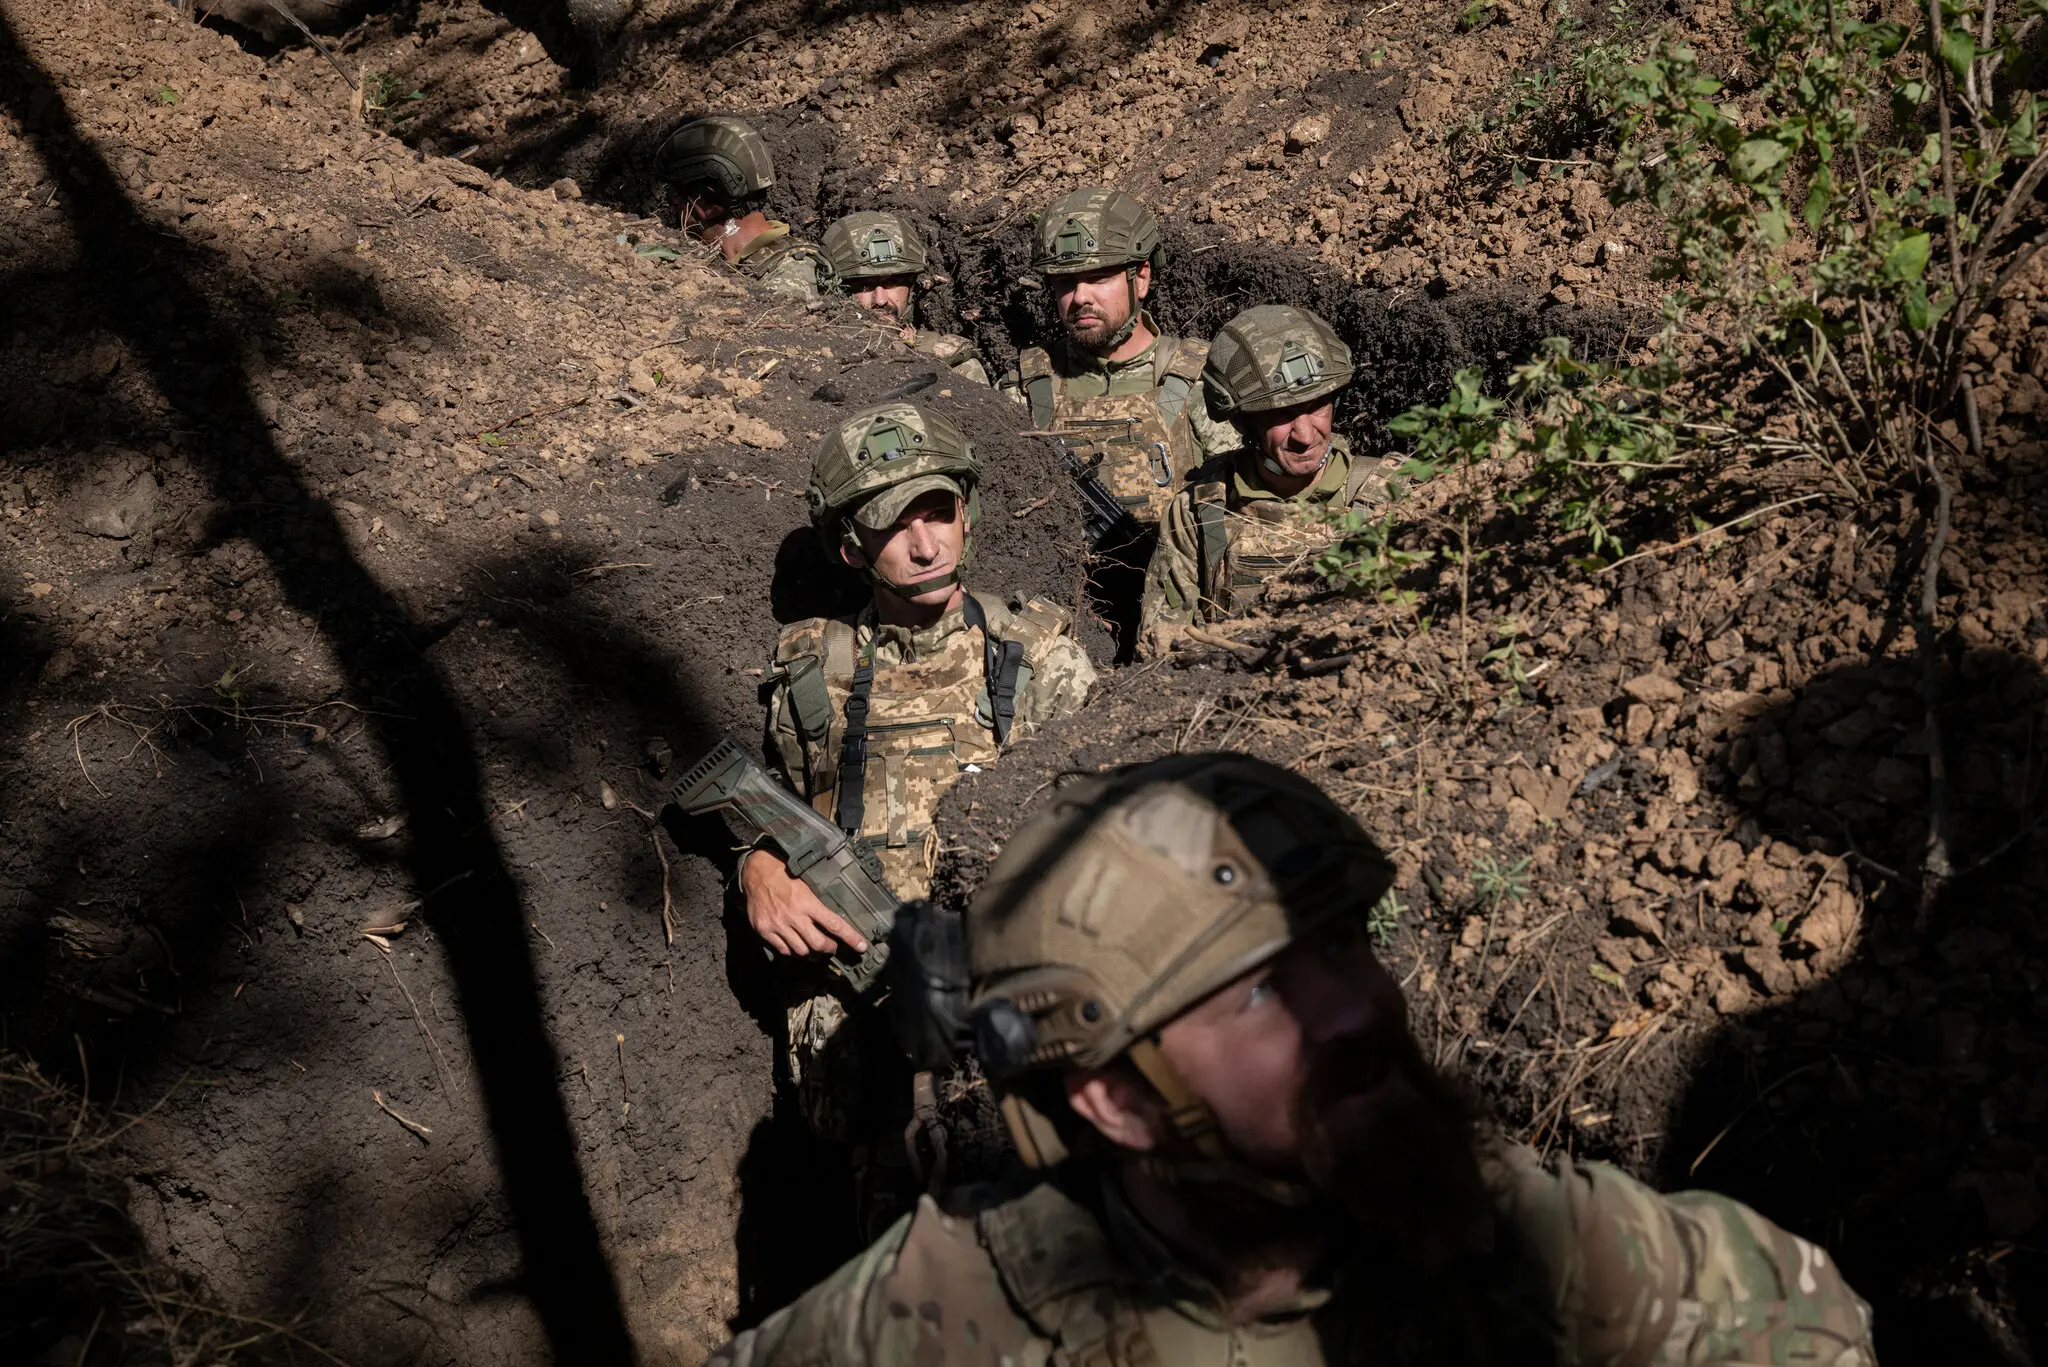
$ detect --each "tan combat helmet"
[821,210,931,281]
[807,401,980,594]
[1203,304,1355,417]
[659,115,776,210]
[1029,188,1164,278]
[967,752,1395,1177]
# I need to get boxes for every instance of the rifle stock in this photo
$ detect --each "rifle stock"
[668,737,898,993]
[1022,429,1148,548]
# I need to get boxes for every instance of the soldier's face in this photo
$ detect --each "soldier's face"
[843,491,967,601]
[853,276,915,322]
[679,190,734,237]
[1255,400,1335,479]
[1053,262,1151,350]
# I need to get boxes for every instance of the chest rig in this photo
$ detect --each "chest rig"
[1190,439,1380,619]
[1020,337,1209,525]
[773,596,1050,898]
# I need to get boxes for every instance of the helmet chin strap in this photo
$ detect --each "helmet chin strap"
[1125,1037,1316,1208]
[852,529,976,601]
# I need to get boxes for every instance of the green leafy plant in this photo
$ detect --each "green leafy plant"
[359,70,424,116]
[1471,853,1533,911]
[154,86,179,106]
[1367,890,1405,947]
[1599,0,2048,481]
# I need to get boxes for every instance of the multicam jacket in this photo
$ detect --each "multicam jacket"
[999,314,1243,526]
[709,1140,1876,1367]
[762,592,1095,900]
[1141,434,1397,632]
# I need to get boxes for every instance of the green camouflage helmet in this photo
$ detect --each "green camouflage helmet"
[1203,304,1355,416]
[808,402,980,592]
[821,211,930,282]
[659,115,775,208]
[966,751,1394,1173]
[1029,188,1164,277]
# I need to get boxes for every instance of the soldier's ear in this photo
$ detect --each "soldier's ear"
[1065,1066,1160,1152]
[838,532,870,571]
[1132,260,1153,299]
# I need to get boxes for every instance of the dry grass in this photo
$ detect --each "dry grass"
[0,1053,345,1366]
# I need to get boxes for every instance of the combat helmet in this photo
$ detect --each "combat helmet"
[1029,188,1164,278]
[1204,304,1355,417]
[807,401,980,595]
[821,210,931,282]
[659,115,775,210]
[966,752,1394,1183]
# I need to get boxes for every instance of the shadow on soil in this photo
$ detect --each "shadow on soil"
[0,15,641,1363]
[1674,640,2048,1364]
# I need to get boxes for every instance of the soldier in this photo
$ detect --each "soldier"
[1141,304,1401,653]
[744,400,1095,1184]
[658,114,829,300]
[711,752,1877,1367]
[818,211,991,386]
[1000,189,1242,533]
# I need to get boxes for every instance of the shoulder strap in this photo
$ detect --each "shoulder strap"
[980,1181,1153,1367]
[1154,336,1207,429]
[1191,481,1230,602]
[962,593,1026,747]
[832,625,875,835]
[1019,346,1057,430]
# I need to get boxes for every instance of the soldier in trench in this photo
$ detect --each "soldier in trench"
[743,400,1095,1228]
[997,189,1241,648]
[1140,304,1404,656]
[709,752,1878,1367]
[818,210,992,386]
[659,115,831,300]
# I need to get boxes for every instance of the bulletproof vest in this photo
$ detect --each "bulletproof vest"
[1191,435,1386,618]
[1019,335,1210,525]
[769,594,1068,898]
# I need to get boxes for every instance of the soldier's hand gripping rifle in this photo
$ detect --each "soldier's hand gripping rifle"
[667,737,899,993]
[1024,423,1148,550]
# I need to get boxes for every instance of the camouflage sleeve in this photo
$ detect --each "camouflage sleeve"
[756,251,824,302]
[707,1213,914,1367]
[1187,394,1244,460]
[1141,489,1206,633]
[994,369,1029,405]
[949,354,992,387]
[1488,1142,1875,1367]
[1015,634,1096,734]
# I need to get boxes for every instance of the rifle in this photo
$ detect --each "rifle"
[1023,423,1149,550]
[668,737,899,993]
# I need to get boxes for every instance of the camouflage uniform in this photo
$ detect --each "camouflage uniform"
[712,1141,1874,1367]
[1143,305,1396,631]
[760,403,1096,1142]
[998,190,1241,527]
[659,114,829,302]
[713,752,1875,1367]
[821,210,991,386]
[728,223,835,302]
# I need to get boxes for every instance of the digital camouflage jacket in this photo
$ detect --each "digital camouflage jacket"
[1141,433,1398,632]
[728,221,835,301]
[999,315,1243,526]
[870,323,992,387]
[709,1140,1875,1367]
[762,592,1095,900]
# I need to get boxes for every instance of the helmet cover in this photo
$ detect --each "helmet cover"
[821,210,931,282]
[807,401,980,550]
[1203,304,1355,416]
[660,115,776,209]
[1029,188,1165,277]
